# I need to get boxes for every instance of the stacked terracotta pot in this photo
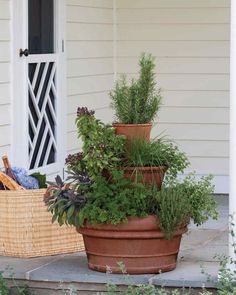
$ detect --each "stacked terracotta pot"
[79,122,187,274]
[113,122,167,189]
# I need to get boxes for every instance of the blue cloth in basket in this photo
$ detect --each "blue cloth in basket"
[12,167,39,189]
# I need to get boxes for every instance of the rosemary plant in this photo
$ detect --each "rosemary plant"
[110,53,162,124]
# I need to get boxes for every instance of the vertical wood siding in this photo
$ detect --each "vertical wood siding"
[66,0,114,153]
[116,0,230,192]
[0,0,11,159]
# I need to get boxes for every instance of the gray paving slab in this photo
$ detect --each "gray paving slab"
[210,232,228,246]
[180,229,226,251]
[180,245,227,262]
[150,261,218,288]
[189,217,228,230]
[0,255,65,279]
[27,252,153,284]
[0,195,230,289]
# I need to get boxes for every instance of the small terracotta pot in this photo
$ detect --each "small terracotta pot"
[123,166,167,189]
[112,123,152,145]
[78,215,187,274]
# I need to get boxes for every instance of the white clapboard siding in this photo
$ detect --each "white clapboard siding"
[117,41,229,58]
[0,1,11,155]
[0,125,11,146]
[67,114,77,133]
[67,107,114,132]
[162,91,229,108]
[67,92,111,114]
[116,1,230,192]
[0,20,10,41]
[117,0,230,9]
[68,74,114,96]
[160,74,229,91]
[158,107,229,124]
[0,83,10,104]
[67,41,113,59]
[0,63,10,83]
[117,57,229,74]
[188,158,229,175]
[67,23,113,41]
[124,73,229,91]
[67,58,113,77]
[67,0,113,8]
[176,140,228,158]
[66,1,114,155]
[67,6,113,23]
[0,42,10,62]
[0,104,11,125]
[118,24,230,41]
[117,8,229,24]
[178,141,229,158]
[152,123,229,141]
[95,107,115,123]
[0,145,10,158]
[67,131,83,151]
[0,1,10,19]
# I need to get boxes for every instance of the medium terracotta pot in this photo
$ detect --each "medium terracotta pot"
[112,123,152,145]
[123,166,167,189]
[77,215,187,274]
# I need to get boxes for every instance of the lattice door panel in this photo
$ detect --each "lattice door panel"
[28,59,57,170]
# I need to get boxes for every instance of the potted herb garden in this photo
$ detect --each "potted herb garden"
[44,54,218,274]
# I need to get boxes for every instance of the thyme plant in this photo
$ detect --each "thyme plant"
[153,175,217,239]
[0,270,36,295]
[0,272,9,295]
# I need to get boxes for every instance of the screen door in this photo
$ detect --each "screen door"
[15,0,65,174]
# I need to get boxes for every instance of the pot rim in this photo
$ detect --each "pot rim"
[78,215,189,233]
[112,123,152,127]
[123,166,168,172]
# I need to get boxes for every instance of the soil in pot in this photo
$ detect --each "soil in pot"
[123,166,167,189]
[78,215,187,274]
[112,123,152,146]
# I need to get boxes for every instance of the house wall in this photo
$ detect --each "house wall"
[0,0,230,192]
[66,0,115,154]
[0,0,11,159]
[115,0,230,192]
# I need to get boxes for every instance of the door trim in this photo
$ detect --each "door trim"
[12,0,66,176]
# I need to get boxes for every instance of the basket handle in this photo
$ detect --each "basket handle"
[0,171,25,190]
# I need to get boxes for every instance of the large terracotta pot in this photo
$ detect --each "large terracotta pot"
[123,166,167,189]
[112,123,152,145]
[77,215,187,274]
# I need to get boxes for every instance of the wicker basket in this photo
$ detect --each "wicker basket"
[0,189,84,258]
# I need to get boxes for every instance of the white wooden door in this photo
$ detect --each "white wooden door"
[13,0,66,176]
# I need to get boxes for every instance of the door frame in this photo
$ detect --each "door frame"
[12,0,67,176]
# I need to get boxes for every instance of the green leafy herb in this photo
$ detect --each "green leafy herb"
[77,171,151,227]
[153,175,217,239]
[0,272,9,295]
[30,172,47,188]
[76,107,126,179]
[110,53,162,124]
[125,138,190,181]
